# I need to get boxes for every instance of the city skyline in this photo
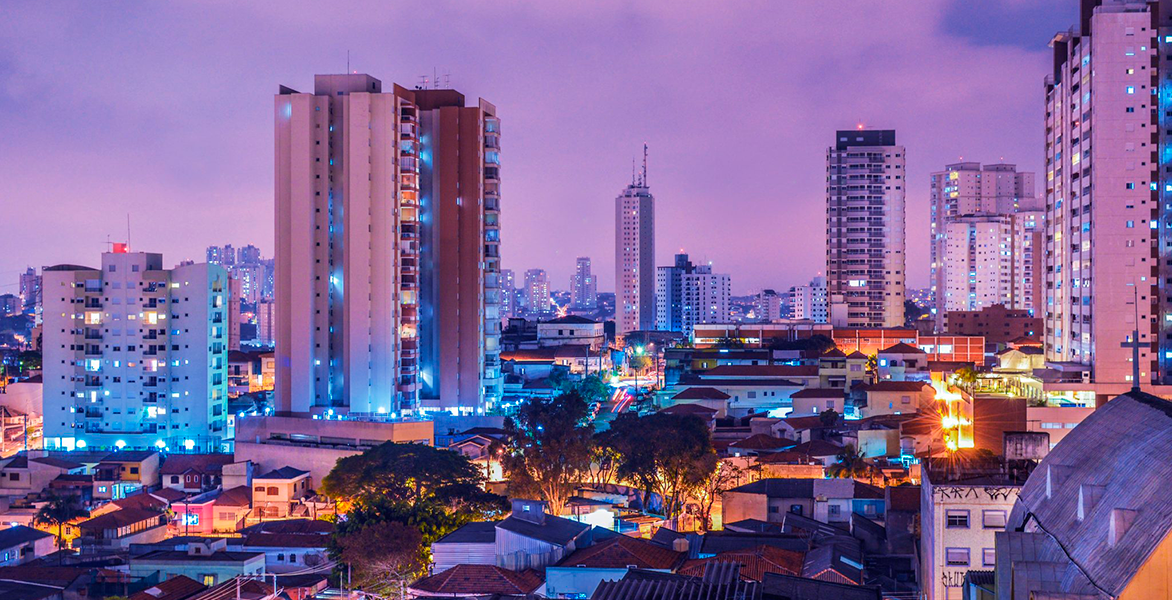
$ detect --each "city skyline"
[0,1,1074,295]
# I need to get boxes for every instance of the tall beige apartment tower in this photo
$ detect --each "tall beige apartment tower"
[826,129,906,328]
[929,162,1039,330]
[616,146,655,334]
[274,74,502,417]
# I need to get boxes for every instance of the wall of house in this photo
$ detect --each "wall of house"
[432,541,495,572]
[721,491,769,524]
[922,476,1019,600]
[1119,531,1172,600]
[545,567,641,599]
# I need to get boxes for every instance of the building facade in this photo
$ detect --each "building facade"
[500,269,518,318]
[787,276,828,322]
[42,251,229,451]
[570,257,597,310]
[1045,3,1167,387]
[681,265,731,334]
[752,289,784,322]
[930,162,1040,330]
[615,147,655,334]
[274,74,502,416]
[826,129,906,328]
[18,267,40,312]
[524,269,551,316]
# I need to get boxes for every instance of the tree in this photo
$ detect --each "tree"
[826,444,879,484]
[336,521,426,599]
[34,491,88,552]
[321,441,495,509]
[586,429,622,488]
[609,412,717,524]
[500,390,594,515]
[628,354,651,373]
[904,300,926,324]
[819,408,840,428]
[573,374,612,407]
[954,367,978,394]
[693,460,742,533]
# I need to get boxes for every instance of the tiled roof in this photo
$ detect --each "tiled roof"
[129,575,207,600]
[559,535,684,570]
[789,440,843,457]
[660,403,719,416]
[878,343,924,355]
[592,565,761,600]
[678,545,805,582]
[409,564,543,595]
[1003,390,1172,598]
[160,454,236,475]
[0,526,52,548]
[729,434,798,452]
[759,572,882,600]
[779,416,824,431]
[240,519,332,535]
[789,388,845,399]
[435,521,500,545]
[845,351,868,359]
[214,486,253,508]
[729,479,814,498]
[857,381,931,393]
[113,491,168,511]
[80,507,163,531]
[820,349,846,358]
[700,365,818,378]
[671,387,731,401]
[254,466,308,480]
[886,485,920,512]
[29,457,83,470]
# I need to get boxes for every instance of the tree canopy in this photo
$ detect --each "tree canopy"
[336,520,426,598]
[608,411,717,521]
[320,441,493,509]
[499,390,594,515]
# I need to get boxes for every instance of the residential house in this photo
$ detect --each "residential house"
[430,499,590,573]
[727,434,797,458]
[854,381,935,419]
[431,521,499,572]
[170,486,251,534]
[759,572,882,600]
[788,389,845,417]
[160,455,236,493]
[677,544,805,581]
[816,350,867,391]
[0,566,96,600]
[590,563,761,600]
[722,479,872,525]
[408,564,543,598]
[663,388,730,417]
[251,467,310,519]
[128,575,207,600]
[94,451,161,500]
[545,536,684,598]
[129,538,265,587]
[657,403,718,429]
[875,343,928,381]
[236,519,331,573]
[0,456,84,498]
[0,525,54,565]
[76,506,168,550]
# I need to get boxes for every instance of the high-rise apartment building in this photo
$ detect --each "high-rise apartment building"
[826,129,906,328]
[930,162,1039,330]
[42,250,229,451]
[237,244,262,266]
[256,300,275,347]
[752,289,784,322]
[615,147,655,334]
[788,276,829,322]
[206,245,236,269]
[500,269,517,318]
[571,257,598,310]
[1045,2,1166,387]
[524,269,551,316]
[274,74,502,416]
[19,267,40,311]
[655,254,730,333]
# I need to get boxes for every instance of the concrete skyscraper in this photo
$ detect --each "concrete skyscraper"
[1044,2,1168,389]
[524,269,551,315]
[274,74,502,416]
[571,257,597,310]
[655,253,730,334]
[615,145,655,334]
[788,276,829,322]
[826,129,906,328]
[42,250,229,451]
[929,162,1039,330]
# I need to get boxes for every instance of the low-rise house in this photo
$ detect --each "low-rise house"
[0,456,85,498]
[727,434,797,458]
[431,521,499,572]
[430,500,591,572]
[160,455,236,494]
[0,566,95,600]
[170,486,252,535]
[0,525,55,565]
[678,544,805,582]
[788,389,845,417]
[664,388,730,417]
[590,563,761,600]
[128,575,207,600]
[816,350,867,391]
[760,572,882,600]
[723,478,879,526]
[236,519,331,573]
[251,467,310,519]
[76,506,168,550]
[876,343,928,381]
[546,536,684,598]
[129,538,265,587]
[854,381,935,419]
[94,451,161,500]
[408,564,543,598]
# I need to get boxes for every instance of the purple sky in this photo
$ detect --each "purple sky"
[0,0,1072,296]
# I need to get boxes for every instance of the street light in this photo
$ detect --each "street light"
[633,346,645,403]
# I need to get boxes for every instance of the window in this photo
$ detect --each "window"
[983,510,1007,529]
[202,575,215,587]
[790,504,804,515]
[768,506,779,514]
[829,505,841,516]
[171,476,180,484]
[946,509,970,529]
[945,547,970,566]
[983,548,996,567]
[1127,220,1136,228]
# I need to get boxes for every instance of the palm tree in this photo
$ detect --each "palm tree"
[826,444,879,485]
[954,367,978,394]
[34,491,88,553]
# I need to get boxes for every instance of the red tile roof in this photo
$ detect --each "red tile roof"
[790,440,844,458]
[878,342,925,355]
[79,507,164,531]
[559,535,684,570]
[678,545,805,581]
[845,351,868,359]
[728,434,798,452]
[130,575,207,600]
[160,454,236,476]
[886,485,921,512]
[671,387,731,401]
[701,365,818,378]
[858,381,932,393]
[790,388,846,399]
[409,565,543,595]
[779,416,824,431]
[660,403,719,416]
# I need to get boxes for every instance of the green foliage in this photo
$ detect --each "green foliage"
[819,408,840,427]
[336,520,426,598]
[320,441,498,511]
[608,412,717,520]
[827,444,877,482]
[34,491,88,549]
[17,350,41,372]
[500,390,594,515]
[628,354,651,373]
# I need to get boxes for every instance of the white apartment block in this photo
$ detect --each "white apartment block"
[752,289,783,322]
[524,269,551,315]
[826,129,906,328]
[921,468,1019,600]
[930,162,1039,330]
[615,148,655,334]
[681,266,731,334]
[42,251,229,452]
[570,257,597,310]
[788,276,828,322]
[1045,3,1164,386]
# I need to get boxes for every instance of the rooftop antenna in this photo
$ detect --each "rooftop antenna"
[631,158,637,186]
[433,67,438,89]
[347,50,350,74]
[126,214,131,252]
[641,143,648,187]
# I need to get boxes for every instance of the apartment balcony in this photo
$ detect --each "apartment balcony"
[84,299,102,309]
[84,347,102,357]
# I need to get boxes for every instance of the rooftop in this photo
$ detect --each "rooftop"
[558,535,684,570]
[670,387,731,401]
[0,525,52,548]
[129,575,207,600]
[409,564,543,595]
[254,466,309,480]
[434,521,500,545]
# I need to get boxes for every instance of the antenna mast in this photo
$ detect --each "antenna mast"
[641,143,648,187]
